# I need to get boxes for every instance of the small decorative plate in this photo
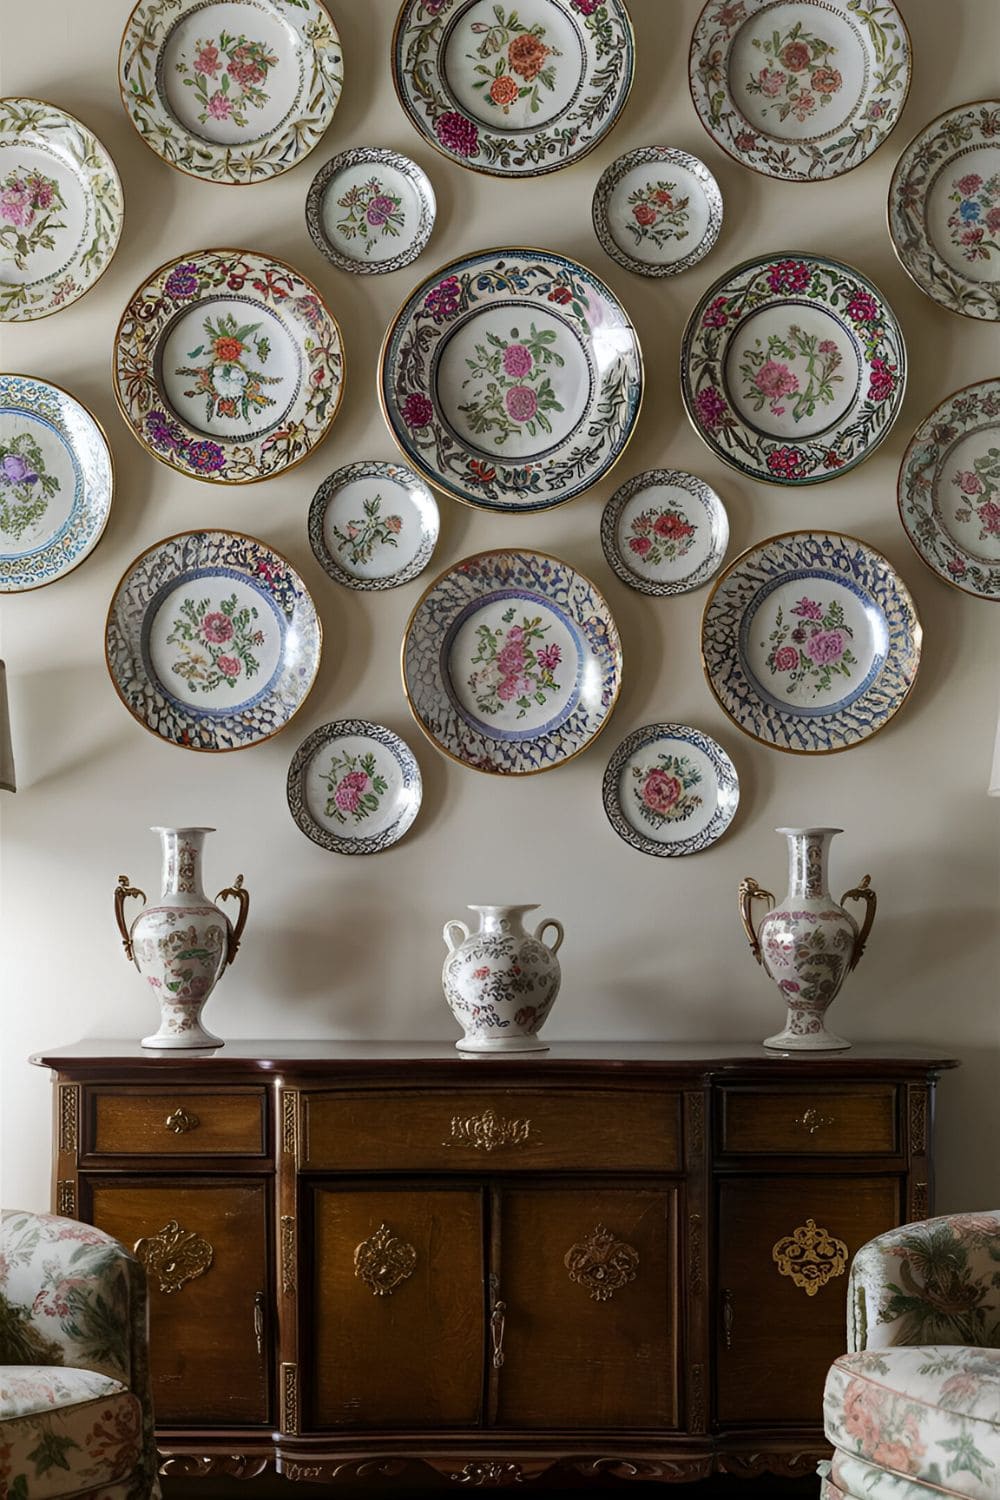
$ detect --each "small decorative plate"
[592,147,722,278]
[603,723,739,856]
[0,98,123,322]
[380,247,643,512]
[889,101,1000,322]
[680,252,905,486]
[118,0,343,184]
[898,378,1000,599]
[287,720,422,853]
[689,0,911,183]
[0,375,114,593]
[601,469,729,597]
[306,147,435,275]
[106,530,321,752]
[309,460,439,590]
[402,549,622,775]
[701,530,921,755]
[392,0,635,179]
[114,247,345,485]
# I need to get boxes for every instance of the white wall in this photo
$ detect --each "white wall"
[2,0,998,1212]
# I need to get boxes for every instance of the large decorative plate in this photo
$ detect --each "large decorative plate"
[106,530,321,752]
[309,460,439,590]
[601,469,728,597]
[392,0,635,178]
[118,0,343,185]
[689,0,911,183]
[603,723,739,856]
[680,253,905,486]
[898,378,1000,599]
[888,101,1000,322]
[0,375,114,593]
[592,147,722,278]
[0,99,123,322]
[306,147,436,275]
[701,530,921,755]
[379,247,643,512]
[114,248,345,485]
[402,549,622,775]
[287,720,422,853]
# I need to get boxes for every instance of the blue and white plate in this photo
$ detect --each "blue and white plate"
[308,459,439,590]
[603,723,739,856]
[701,530,921,754]
[402,549,622,775]
[601,469,728,596]
[287,719,422,854]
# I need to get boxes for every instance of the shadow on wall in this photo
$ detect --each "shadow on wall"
[932,1044,1000,1214]
[8,662,124,794]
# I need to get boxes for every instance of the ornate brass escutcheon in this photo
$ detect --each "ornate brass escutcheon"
[354,1223,417,1297]
[794,1108,834,1135]
[445,1109,532,1152]
[564,1224,639,1302]
[771,1218,848,1296]
[134,1219,214,1294]
[164,1107,200,1134]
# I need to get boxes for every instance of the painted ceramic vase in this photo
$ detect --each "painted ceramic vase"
[739,828,876,1052]
[442,904,564,1053]
[114,827,250,1049]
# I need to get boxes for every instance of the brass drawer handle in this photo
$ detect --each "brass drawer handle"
[490,1297,507,1369]
[253,1291,265,1357]
[164,1107,200,1134]
[794,1108,834,1135]
[354,1224,416,1297]
[134,1220,213,1294]
[722,1287,735,1348]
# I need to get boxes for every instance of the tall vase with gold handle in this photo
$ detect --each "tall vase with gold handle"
[739,827,876,1052]
[114,826,249,1049]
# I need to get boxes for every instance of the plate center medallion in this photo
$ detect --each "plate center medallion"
[145,573,285,714]
[161,2,303,147]
[159,297,300,442]
[727,2,867,143]
[726,304,860,439]
[440,0,586,132]
[0,411,78,556]
[0,142,87,287]
[927,147,1000,284]
[937,429,1000,563]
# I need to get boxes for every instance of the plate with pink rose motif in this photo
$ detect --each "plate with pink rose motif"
[680,252,906,486]
[592,147,723,278]
[601,469,729,597]
[287,720,423,854]
[602,723,739,856]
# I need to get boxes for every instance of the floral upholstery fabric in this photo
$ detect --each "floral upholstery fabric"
[832,1448,997,1500]
[0,1366,141,1498]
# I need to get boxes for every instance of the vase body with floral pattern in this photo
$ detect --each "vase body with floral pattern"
[442,904,564,1053]
[739,828,876,1052]
[114,827,250,1049]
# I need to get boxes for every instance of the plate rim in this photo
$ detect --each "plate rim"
[305,145,437,275]
[602,720,740,856]
[308,457,440,591]
[591,145,723,278]
[287,717,423,854]
[600,466,729,596]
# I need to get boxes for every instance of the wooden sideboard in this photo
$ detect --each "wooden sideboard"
[32,1041,957,1490]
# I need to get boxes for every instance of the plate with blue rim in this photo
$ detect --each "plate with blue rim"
[287,719,422,854]
[603,723,739,856]
[308,459,439,590]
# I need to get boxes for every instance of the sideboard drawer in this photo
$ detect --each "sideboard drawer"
[719,1086,898,1155]
[87,1089,268,1157]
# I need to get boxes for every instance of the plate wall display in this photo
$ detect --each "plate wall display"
[0,98,124,322]
[306,147,436,275]
[600,469,729,596]
[701,530,921,755]
[897,378,1000,599]
[603,723,739,857]
[118,0,343,184]
[689,0,911,182]
[379,247,643,512]
[402,549,622,775]
[114,247,345,485]
[308,459,439,590]
[0,374,114,593]
[888,100,1000,321]
[680,252,905,486]
[287,720,422,853]
[392,0,635,178]
[592,147,722,278]
[106,530,321,752]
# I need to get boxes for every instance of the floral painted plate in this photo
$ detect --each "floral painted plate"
[309,460,439,590]
[287,720,422,853]
[114,247,345,485]
[0,99,123,322]
[592,147,722,278]
[118,0,343,184]
[0,375,114,593]
[689,0,911,182]
[306,147,435,275]
[603,723,739,856]
[888,101,1000,322]
[601,469,729,597]
[380,247,643,512]
[897,379,1000,599]
[402,549,622,775]
[680,253,905,486]
[392,0,635,178]
[701,530,921,755]
[106,530,321,752]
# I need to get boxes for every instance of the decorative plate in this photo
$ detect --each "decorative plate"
[601,469,729,597]
[0,98,123,322]
[680,252,905,486]
[888,101,1000,322]
[106,530,321,752]
[0,375,114,593]
[287,719,422,853]
[379,247,643,512]
[392,0,635,179]
[602,723,739,856]
[592,147,722,278]
[113,247,345,485]
[897,378,1000,600]
[701,530,921,755]
[306,147,435,275]
[309,460,439,591]
[689,0,911,183]
[402,549,622,775]
[118,0,343,185]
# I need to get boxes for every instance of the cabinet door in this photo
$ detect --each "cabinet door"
[717,1175,900,1423]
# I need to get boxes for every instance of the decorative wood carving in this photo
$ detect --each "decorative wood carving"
[448,1461,526,1486]
[56,1179,75,1216]
[281,1362,299,1436]
[134,1220,213,1295]
[687,1091,705,1160]
[910,1087,928,1155]
[158,1455,271,1479]
[282,1089,299,1159]
[690,1361,706,1433]
[354,1223,417,1297]
[719,1448,830,1478]
[912,1180,929,1219]
[446,1109,532,1152]
[57,1084,78,1154]
[281,1215,296,1295]
[688,1211,705,1297]
[564,1224,639,1302]
[771,1219,848,1296]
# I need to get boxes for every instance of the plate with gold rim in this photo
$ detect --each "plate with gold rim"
[287,719,422,854]
[603,723,739,856]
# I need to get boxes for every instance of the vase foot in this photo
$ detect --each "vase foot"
[763,1029,851,1052]
[456,1036,550,1053]
[141,1029,224,1049]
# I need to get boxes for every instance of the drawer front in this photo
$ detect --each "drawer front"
[720,1086,898,1155]
[87,1089,267,1156]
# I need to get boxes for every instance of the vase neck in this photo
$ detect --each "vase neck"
[470,904,537,936]
[781,828,838,900]
[155,827,211,900]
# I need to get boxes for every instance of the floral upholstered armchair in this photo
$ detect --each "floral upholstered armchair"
[822,1211,1000,1500]
[0,1209,161,1500]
